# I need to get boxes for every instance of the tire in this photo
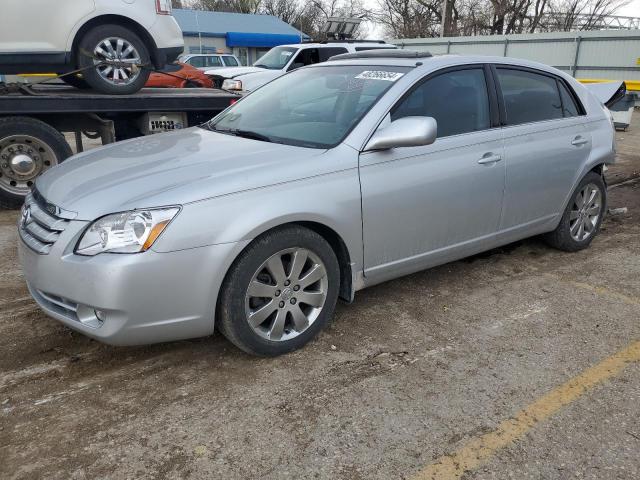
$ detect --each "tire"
[77,24,151,95]
[543,171,607,252]
[58,73,90,90]
[217,226,340,356]
[0,117,72,209]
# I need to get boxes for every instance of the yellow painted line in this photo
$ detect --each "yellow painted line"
[412,339,640,480]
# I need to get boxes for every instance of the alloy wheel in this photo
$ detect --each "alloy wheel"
[245,248,328,342]
[93,37,142,86]
[569,182,602,242]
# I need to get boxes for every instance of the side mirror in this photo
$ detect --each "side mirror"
[364,116,437,151]
[289,62,305,71]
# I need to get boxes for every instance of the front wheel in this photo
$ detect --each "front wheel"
[77,24,151,95]
[0,117,72,209]
[217,226,340,356]
[544,171,606,252]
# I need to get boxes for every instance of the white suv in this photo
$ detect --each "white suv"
[207,41,397,92]
[0,0,184,95]
[179,53,241,71]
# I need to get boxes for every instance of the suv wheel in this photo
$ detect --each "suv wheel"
[77,24,151,95]
[217,226,340,356]
[544,171,606,252]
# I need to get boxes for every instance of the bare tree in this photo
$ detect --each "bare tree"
[376,0,629,38]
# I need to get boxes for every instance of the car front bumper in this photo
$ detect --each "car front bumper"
[18,220,248,346]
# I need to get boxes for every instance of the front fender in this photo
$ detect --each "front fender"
[152,168,364,276]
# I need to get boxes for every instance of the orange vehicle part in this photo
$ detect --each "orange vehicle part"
[146,62,214,89]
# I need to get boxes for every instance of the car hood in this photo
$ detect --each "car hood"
[204,66,263,77]
[36,128,327,220]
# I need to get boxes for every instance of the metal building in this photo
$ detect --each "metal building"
[393,29,640,89]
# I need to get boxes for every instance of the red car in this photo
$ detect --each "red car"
[146,62,214,89]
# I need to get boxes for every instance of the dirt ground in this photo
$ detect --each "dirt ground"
[1,116,639,480]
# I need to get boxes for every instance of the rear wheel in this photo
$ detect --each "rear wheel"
[217,226,340,356]
[77,24,151,95]
[0,117,72,209]
[544,171,606,252]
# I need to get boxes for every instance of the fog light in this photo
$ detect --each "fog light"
[94,309,106,322]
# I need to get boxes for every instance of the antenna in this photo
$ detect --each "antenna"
[321,17,362,40]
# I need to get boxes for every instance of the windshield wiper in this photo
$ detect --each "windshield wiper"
[207,125,272,143]
[233,129,273,142]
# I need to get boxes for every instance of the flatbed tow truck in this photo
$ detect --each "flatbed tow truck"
[0,83,239,208]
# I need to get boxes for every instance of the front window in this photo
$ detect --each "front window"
[206,65,410,149]
[254,47,298,70]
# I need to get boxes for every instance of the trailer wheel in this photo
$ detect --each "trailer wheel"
[77,24,151,95]
[0,117,72,209]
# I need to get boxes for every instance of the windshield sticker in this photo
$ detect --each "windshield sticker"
[355,71,404,82]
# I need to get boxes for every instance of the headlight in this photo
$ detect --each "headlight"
[222,79,242,91]
[76,207,180,256]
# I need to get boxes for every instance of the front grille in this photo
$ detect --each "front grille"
[18,192,70,254]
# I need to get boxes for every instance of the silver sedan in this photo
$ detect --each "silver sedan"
[18,51,616,356]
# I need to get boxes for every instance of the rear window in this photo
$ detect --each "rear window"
[223,56,239,67]
[496,68,563,125]
[206,56,223,67]
[319,47,348,62]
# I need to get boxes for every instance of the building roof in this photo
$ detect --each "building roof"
[173,9,310,41]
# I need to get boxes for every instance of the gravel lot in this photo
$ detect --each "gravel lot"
[1,116,639,479]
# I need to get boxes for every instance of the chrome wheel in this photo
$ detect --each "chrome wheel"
[245,248,328,342]
[93,37,141,85]
[569,182,602,242]
[0,135,57,196]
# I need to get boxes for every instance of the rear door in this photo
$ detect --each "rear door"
[493,66,591,230]
[360,65,505,281]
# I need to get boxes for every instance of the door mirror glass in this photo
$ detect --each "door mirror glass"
[364,117,437,151]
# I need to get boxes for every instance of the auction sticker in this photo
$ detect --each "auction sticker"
[355,71,404,82]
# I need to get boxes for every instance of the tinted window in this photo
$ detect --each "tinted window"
[319,47,348,62]
[210,65,410,149]
[558,81,580,117]
[206,56,223,67]
[223,56,239,67]
[497,69,563,125]
[187,56,205,68]
[289,48,320,70]
[391,68,490,137]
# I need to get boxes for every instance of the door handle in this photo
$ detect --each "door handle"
[478,154,502,165]
[571,137,589,146]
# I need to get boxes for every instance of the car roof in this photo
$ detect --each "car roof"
[324,52,572,78]
[275,42,396,49]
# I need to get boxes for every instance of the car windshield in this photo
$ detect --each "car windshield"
[206,65,410,149]
[254,47,298,70]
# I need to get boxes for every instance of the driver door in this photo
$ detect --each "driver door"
[359,66,506,282]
